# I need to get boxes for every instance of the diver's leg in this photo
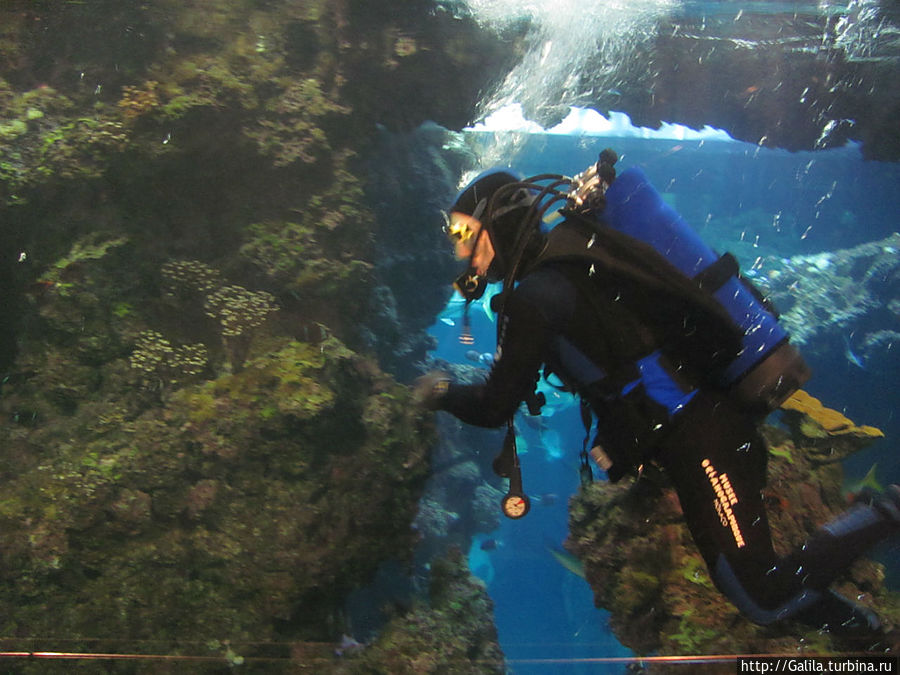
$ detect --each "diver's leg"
[769,488,900,635]
[781,486,900,591]
[657,392,809,624]
[659,392,897,631]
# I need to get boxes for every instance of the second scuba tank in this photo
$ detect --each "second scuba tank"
[601,167,810,411]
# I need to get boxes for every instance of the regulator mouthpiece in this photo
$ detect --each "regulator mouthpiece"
[453,269,487,302]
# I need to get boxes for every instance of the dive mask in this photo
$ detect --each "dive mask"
[444,202,490,302]
[444,217,477,244]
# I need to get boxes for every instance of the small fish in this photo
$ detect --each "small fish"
[539,427,565,460]
[844,336,866,369]
[844,463,882,501]
[464,350,493,367]
[335,634,364,657]
[480,538,499,551]
[547,546,585,579]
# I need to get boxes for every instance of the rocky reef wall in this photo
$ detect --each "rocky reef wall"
[0,0,511,669]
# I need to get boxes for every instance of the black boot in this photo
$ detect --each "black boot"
[785,487,900,590]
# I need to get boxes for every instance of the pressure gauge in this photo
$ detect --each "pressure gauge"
[501,493,530,519]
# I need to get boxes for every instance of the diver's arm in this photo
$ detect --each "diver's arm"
[432,290,550,428]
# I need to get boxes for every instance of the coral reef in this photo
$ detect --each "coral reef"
[338,549,505,674]
[759,233,900,362]
[780,389,884,462]
[1,0,508,372]
[0,1,521,669]
[0,202,501,670]
[129,329,209,386]
[567,406,899,664]
[0,332,435,655]
[364,124,474,379]
[0,85,131,202]
[243,78,350,167]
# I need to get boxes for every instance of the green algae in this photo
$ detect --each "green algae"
[0,2,514,668]
[176,340,338,427]
[769,444,794,464]
[0,332,434,652]
[678,553,712,588]
[345,550,504,674]
[40,234,129,284]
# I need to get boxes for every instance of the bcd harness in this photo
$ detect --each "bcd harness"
[481,150,810,518]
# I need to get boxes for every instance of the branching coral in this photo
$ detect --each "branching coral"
[158,260,279,372]
[243,78,350,166]
[160,259,223,298]
[204,284,278,371]
[129,329,208,387]
[161,55,260,117]
[203,285,277,338]
[766,233,900,348]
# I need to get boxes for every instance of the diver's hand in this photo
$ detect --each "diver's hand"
[412,371,451,410]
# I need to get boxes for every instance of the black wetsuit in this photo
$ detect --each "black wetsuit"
[438,241,894,627]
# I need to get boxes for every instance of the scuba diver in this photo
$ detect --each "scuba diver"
[414,150,900,638]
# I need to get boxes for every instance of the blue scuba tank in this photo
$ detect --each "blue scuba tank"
[602,167,809,410]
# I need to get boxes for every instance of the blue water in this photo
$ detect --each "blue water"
[427,130,900,669]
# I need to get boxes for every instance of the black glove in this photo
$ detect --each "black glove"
[412,371,451,410]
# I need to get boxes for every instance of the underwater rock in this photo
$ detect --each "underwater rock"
[567,413,899,662]
[410,409,505,571]
[0,0,512,383]
[338,548,504,674]
[0,334,435,651]
[588,6,900,160]
[364,123,473,381]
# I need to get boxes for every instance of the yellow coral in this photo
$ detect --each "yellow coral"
[780,389,884,439]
